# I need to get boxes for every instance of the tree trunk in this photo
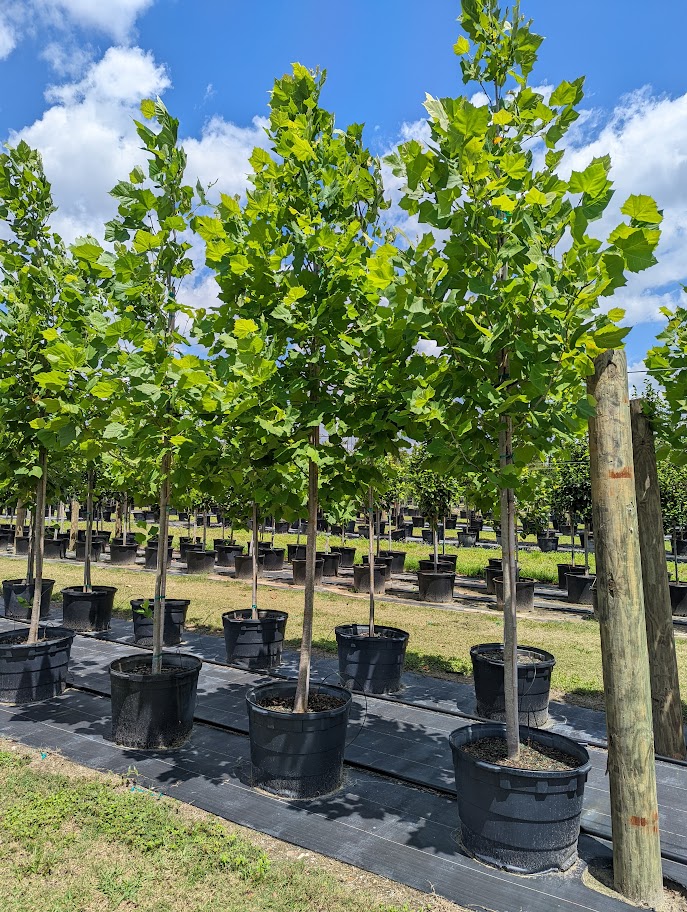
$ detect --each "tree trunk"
[28,449,48,644]
[84,469,94,592]
[368,484,375,638]
[500,414,519,760]
[15,498,26,536]
[294,430,319,714]
[152,451,172,676]
[433,522,439,571]
[69,499,79,551]
[587,351,663,907]
[631,398,686,760]
[251,501,259,620]
[114,500,123,539]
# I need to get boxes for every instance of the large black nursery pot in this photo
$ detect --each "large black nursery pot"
[131,598,190,646]
[75,539,104,562]
[287,543,307,563]
[417,570,455,603]
[262,548,286,571]
[449,722,591,875]
[234,553,264,580]
[380,550,407,573]
[557,564,585,590]
[111,533,138,546]
[109,542,139,566]
[316,551,340,577]
[418,558,454,574]
[246,680,352,799]
[330,546,356,569]
[144,544,173,570]
[0,626,74,704]
[110,652,202,750]
[457,532,477,548]
[537,534,559,553]
[676,538,687,557]
[670,582,687,615]
[14,536,29,556]
[426,552,457,570]
[179,537,201,560]
[43,537,66,559]
[3,578,55,621]
[61,586,116,632]
[494,577,535,612]
[352,564,385,594]
[566,573,596,605]
[471,643,556,727]
[186,549,216,574]
[362,554,393,581]
[335,624,409,694]
[222,609,288,670]
[215,543,243,568]
[292,558,324,585]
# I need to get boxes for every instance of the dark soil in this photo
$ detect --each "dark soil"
[0,634,63,646]
[479,648,545,665]
[258,694,347,713]
[124,663,190,676]
[463,736,580,771]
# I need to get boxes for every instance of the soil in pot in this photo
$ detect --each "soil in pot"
[110,653,202,750]
[471,643,556,727]
[330,546,356,569]
[131,598,189,646]
[262,548,286,571]
[234,553,264,580]
[246,680,351,798]
[316,551,340,577]
[0,626,74,704]
[3,578,55,621]
[566,573,596,605]
[670,582,687,616]
[335,624,409,694]
[417,571,455,603]
[449,722,591,875]
[494,578,535,612]
[61,586,116,632]
[292,558,324,585]
[557,564,585,590]
[222,609,288,670]
[352,564,385,594]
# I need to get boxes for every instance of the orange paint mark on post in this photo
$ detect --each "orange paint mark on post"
[609,467,633,480]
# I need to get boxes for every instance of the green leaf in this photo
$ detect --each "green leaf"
[140,99,156,120]
[234,318,258,339]
[620,195,662,225]
[525,187,548,206]
[493,109,513,126]
[453,35,470,56]
[568,158,611,198]
[103,422,126,440]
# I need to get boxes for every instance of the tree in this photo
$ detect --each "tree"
[648,301,687,463]
[409,446,458,567]
[550,441,593,568]
[387,0,662,761]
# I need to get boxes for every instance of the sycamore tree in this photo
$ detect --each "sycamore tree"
[648,302,687,463]
[387,0,662,757]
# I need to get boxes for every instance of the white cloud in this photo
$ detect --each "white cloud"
[36,0,155,42]
[0,14,17,59]
[185,116,269,202]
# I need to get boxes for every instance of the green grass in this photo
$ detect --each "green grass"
[0,743,458,912]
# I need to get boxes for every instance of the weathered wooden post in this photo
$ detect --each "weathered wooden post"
[587,351,663,907]
[631,398,686,760]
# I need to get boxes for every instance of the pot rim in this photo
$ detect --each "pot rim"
[222,608,288,624]
[109,652,202,682]
[0,625,74,652]
[470,642,556,668]
[61,585,117,596]
[335,623,409,642]
[246,680,352,719]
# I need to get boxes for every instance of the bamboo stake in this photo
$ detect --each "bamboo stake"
[294,428,319,714]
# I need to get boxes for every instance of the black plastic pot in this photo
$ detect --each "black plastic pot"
[109,543,139,566]
[179,537,201,560]
[144,545,173,570]
[362,554,393,581]
[670,582,687,615]
[675,539,687,557]
[352,564,386,594]
[425,552,457,570]
[0,533,11,550]
[418,559,454,574]
[449,722,591,874]
[110,652,202,750]
[186,549,216,574]
[445,517,457,530]
[537,535,559,553]
[484,566,501,595]
[3,578,54,621]
[417,571,455,603]
[458,532,477,548]
[131,598,190,646]
[330,546,356,569]
[471,643,556,727]
[43,537,66,559]
[292,558,324,585]
[488,558,503,569]
[0,626,74,704]
[316,551,340,577]
[557,564,585,590]
[246,680,352,798]
[213,538,232,550]
[380,550,407,573]
[287,543,307,563]
[494,578,535,612]
[421,528,436,545]
[566,574,596,605]
[234,553,264,580]
[335,624,409,694]
[216,544,244,568]
[75,540,103,562]
[111,533,138,546]
[14,536,29,556]
[222,609,288,670]
[61,586,116,632]
[412,516,425,529]
[262,548,286,571]
[96,530,112,543]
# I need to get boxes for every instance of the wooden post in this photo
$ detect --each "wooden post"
[587,351,663,906]
[631,398,686,760]
[69,498,79,551]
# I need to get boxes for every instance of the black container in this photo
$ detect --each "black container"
[109,543,139,566]
[3,578,55,621]
[292,558,324,585]
[557,563,585,590]
[488,558,503,569]
[380,550,407,573]
[144,544,173,570]
[335,624,409,694]
[179,537,202,560]
[426,552,457,570]
[566,574,596,605]
[484,566,501,595]
[330,546,356,569]
[234,553,264,580]
[0,626,74,704]
[131,598,190,646]
[246,680,352,798]
[287,543,307,563]
[412,517,425,529]
[14,536,29,556]
[262,548,286,571]
[417,570,455,603]
[445,517,457,530]
[458,532,477,548]
[449,722,590,874]
[676,539,687,557]
[0,533,12,550]
[186,549,216,574]
[670,582,687,615]
[362,554,393,581]
[75,540,103,562]
[222,609,288,670]
[43,537,66,559]
[95,530,112,544]
[352,564,385,594]
[471,643,556,726]
[216,543,244,568]
[110,652,202,750]
[418,559,454,574]
[111,533,138,546]
[316,551,341,577]
[421,528,435,545]
[537,535,559,553]
[61,586,116,632]
[494,578,535,612]
[213,538,232,550]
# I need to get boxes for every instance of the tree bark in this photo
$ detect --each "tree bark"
[84,469,94,592]
[69,499,79,551]
[500,414,519,760]
[588,351,663,906]
[114,500,123,539]
[368,484,375,638]
[631,398,686,760]
[294,429,319,714]
[28,449,48,644]
[152,451,172,676]
[15,498,26,536]
[251,501,259,620]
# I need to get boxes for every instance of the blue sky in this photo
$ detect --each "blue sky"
[1,0,685,366]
